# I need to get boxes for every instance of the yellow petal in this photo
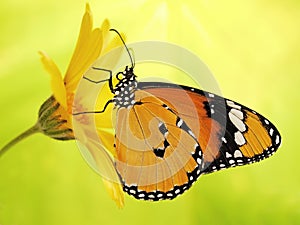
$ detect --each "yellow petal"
[64,3,93,81]
[101,19,110,43]
[102,178,125,208]
[39,51,67,109]
[64,4,104,94]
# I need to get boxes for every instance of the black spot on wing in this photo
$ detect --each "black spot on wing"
[153,147,165,158]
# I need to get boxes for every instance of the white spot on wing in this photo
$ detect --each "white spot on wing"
[234,131,246,146]
[234,150,243,158]
[138,193,145,198]
[237,159,243,163]
[129,189,136,194]
[230,108,244,120]
[177,118,183,127]
[229,110,246,132]
[229,159,235,164]
[269,128,274,136]
[225,152,232,158]
[226,100,241,110]
[275,135,280,145]
[157,193,163,198]
[197,158,202,164]
[221,137,227,143]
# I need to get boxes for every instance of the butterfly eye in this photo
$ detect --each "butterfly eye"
[116,72,124,81]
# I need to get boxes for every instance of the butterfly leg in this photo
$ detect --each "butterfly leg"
[84,67,114,93]
[73,99,115,115]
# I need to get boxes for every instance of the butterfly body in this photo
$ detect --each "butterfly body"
[113,66,137,108]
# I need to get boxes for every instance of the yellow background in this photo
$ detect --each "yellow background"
[0,1,299,224]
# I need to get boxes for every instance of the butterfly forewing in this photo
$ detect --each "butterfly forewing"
[138,82,281,174]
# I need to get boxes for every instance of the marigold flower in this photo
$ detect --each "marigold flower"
[0,3,124,208]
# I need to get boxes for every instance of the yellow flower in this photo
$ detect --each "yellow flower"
[0,3,124,208]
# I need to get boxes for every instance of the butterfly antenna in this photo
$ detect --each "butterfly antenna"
[110,29,135,68]
[129,48,135,68]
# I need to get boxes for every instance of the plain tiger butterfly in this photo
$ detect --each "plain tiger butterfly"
[74,29,281,201]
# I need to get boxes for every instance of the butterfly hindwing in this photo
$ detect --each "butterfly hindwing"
[114,90,203,200]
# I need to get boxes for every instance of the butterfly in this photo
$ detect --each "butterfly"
[74,29,281,201]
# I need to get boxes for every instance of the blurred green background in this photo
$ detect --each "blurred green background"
[0,0,299,224]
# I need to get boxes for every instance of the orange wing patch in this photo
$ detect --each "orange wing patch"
[239,112,272,157]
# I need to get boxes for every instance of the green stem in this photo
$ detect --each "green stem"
[0,124,40,158]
